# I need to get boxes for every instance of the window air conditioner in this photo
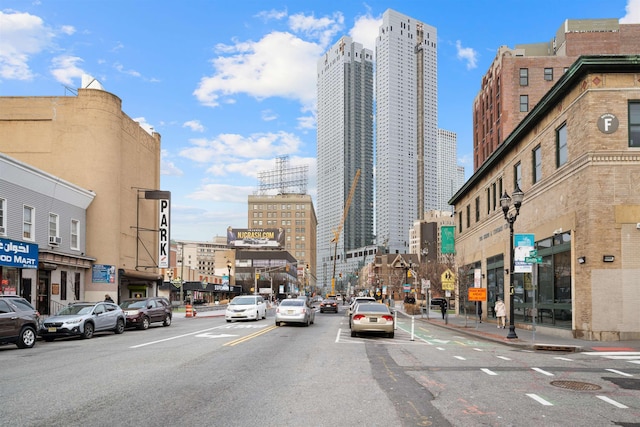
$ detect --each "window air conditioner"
[49,236,61,246]
[0,226,5,235]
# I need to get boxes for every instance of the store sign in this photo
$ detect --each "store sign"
[597,113,618,134]
[0,238,38,269]
[158,198,170,268]
[92,264,116,283]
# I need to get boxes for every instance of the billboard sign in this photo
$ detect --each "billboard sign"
[514,234,535,273]
[441,225,455,254]
[227,227,285,248]
[0,238,38,269]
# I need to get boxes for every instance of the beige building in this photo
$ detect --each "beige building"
[451,55,640,341]
[473,19,640,171]
[0,87,164,303]
[247,193,317,289]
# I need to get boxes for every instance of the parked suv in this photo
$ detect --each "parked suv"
[0,296,41,349]
[39,301,125,341]
[120,297,172,329]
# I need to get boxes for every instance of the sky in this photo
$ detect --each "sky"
[2,0,639,241]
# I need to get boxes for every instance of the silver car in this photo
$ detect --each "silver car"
[275,298,315,326]
[39,302,126,341]
[350,302,395,338]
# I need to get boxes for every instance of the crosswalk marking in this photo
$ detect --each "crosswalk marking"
[481,368,498,375]
[497,355,511,361]
[605,368,633,377]
[596,395,628,409]
[527,394,553,406]
[532,367,554,376]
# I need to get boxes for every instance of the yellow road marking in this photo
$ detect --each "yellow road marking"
[223,325,278,346]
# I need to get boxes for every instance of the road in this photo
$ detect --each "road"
[1,306,638,426]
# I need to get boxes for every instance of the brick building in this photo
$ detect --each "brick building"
[473,19,640,171]
[451,55,640,341]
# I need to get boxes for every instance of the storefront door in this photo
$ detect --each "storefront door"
[37,272,50,315]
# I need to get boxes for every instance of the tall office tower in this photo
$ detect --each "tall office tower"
[376,9,437,254]
[316,36,374,289]
[436,129,460,213]
[473,18,640,171]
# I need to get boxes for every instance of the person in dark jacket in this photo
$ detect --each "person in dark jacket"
[440,299,448,319]
[104,294,114,303]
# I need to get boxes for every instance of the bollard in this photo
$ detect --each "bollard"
[411,316,415,341]
[185,304,193,318]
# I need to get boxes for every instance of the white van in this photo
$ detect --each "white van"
[225,295,267,322]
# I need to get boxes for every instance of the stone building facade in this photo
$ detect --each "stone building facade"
[452,55,640,341]
[0,87,164,304]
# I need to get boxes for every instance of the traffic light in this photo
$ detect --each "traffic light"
[407,270,412,278]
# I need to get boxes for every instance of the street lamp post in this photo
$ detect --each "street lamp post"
[227,261,232,300]
[500,184,524,339]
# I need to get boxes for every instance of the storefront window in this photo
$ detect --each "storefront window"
[535,232,572,327]
[0,267,20,295]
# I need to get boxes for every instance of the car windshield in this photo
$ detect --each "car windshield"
[120,300,146,309]
[231,297,257,305]
[58,305,93,315]
[280,300,303,306]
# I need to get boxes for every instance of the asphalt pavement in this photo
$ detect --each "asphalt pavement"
[175,302,640,352]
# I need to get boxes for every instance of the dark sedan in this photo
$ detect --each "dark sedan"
[319,299,338,313]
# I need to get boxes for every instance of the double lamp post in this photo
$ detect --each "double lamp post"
[500,184,524,339]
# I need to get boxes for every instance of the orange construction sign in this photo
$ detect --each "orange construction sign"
[468,288,487,302]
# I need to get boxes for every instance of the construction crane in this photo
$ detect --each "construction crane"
[331,169,360,295]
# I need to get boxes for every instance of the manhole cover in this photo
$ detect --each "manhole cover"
[550,380,602,391]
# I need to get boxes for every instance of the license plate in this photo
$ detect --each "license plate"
[369,318,377,322]
[48,327,57,332]
[286,310,294,315]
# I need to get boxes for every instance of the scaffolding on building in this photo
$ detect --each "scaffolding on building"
[256,156,308,195]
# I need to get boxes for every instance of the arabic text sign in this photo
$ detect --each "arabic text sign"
[0,238,38,269]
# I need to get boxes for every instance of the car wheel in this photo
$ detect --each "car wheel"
[163,315,172,326]
[262,310,266,319]
[16,326,36,348]
[255,311,260,321]
[387,331,394,339]
[226,319,232,323]
[82,322,94,339]
[350,330,356,337]
[275,321,281,326]
[114,318,125,334]
[139,316,150,330]
[305,317,310,327]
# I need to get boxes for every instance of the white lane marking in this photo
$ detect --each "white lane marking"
[527,394,553,406]
[584,352,640,360]
[496,356,511,361]
[532,367,554,376]
[436,347,445,351]
[195,333,237,339]
[554,357,573,361]
[605,368,633,377]
[454,356,466,361]
[481,368,498,376]
[473,348,483,352]
[130,326,228,348]
[596,395,628,409]
[335,329,341,343]
[629,360,640,365]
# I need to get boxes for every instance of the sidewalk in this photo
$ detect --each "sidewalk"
[407,308,640,352]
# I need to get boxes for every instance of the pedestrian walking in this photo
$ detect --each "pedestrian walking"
[494,297,506,328]
[440,299,448,320]
[477,301,483,323]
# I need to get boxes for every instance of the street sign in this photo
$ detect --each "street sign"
[441,269,455,291]
[525,256,543,263]
[468,288,487,301]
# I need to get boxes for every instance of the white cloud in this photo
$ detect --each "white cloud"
[113,62,141,78]
[455,40,478,70]
[50,55,85,85]
[60,25,75,36]
[349,12,382,52]
[297,115,315,130]
[179,131,303,165]
[194,31,323,110]
[188,183,255,203]
[183,120,205,132]
[132,116,156,134]
[160,149,184,176]
[288,12,344,47]
[261,109,278,121]
[0,11,54,80]
[255,9,288,21]
[620,0,640,22]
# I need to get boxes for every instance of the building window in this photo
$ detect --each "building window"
[49,213,59,239]
[0,198,5,235]
[71,219,80,250]
[458,211,462,233]
[519,95,529,112]
[629,102,640,147]
[544,68,553,81]
[23,205,34,240]
[74,272,81,300]
[556,123,568,167]
[532,145,542,184]
[514,162,522,191]
[466,205,470,228]
[475,197,480,222]
[519,68,528,86]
